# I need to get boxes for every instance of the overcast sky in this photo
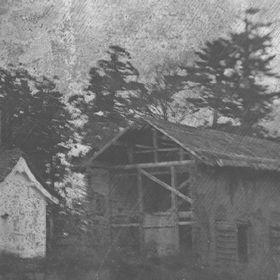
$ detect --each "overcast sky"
[1,0,280,95]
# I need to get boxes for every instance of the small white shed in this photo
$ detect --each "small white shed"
[0,148,59,258]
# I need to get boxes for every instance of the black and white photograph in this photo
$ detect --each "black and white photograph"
[1,1,280,279]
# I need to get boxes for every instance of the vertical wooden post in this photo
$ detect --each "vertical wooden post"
[152,128,158,162]
[0,110,2,146]
[127,145,134,163]
[137,168,145,254]
[189,163,196,251]
[170,166,177,211]
[171,165,179,252]
[179,148,184,161]
[108,172,114,249]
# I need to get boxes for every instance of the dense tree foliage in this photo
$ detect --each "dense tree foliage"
[70,45,146,151]
[53,8,280,256]
[129,66,195,122]
[179,8,279,135]
[71,45,196,154]
[0,65,73,187]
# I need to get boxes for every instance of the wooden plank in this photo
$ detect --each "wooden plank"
[170,165,179,249]
[145,119,201,161]
[133,150,154,154]
[137,168,144,253]
[171,166,177,212]
[216,235,236,240]
[152,128,158,162]
[135,144,154,149]
[108,173,114,248]
[178,221,194,225]
[140,169,193,204]
[178,178,191,190]
[113,160,195,170]
[127,146,134,163]
[112,223,140,228]
[134,148,182,154]
[143,225,178,229]
[114,170,175,177]
[89,126,131,162]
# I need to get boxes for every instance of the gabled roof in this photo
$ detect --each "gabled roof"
[0,147,59,203]
[146,118,280,171]
[85,117,280,172]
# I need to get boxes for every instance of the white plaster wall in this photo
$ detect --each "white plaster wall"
[0,170,47,258]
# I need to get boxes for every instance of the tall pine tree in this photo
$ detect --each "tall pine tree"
[129,66,193,122]
[70,45,146,151]
[181,8,279,135]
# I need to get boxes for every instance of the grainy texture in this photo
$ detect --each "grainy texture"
[3,0,280,130]
[86,118,280,171]
[146,118,280,171]
[0,148,22,182]
[1,0,280,92]
[192,166,280,279]
[0,156,57,258]
[85,118,280,279]
[0,158,46,258]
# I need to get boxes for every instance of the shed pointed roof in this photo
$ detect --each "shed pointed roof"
[0,147,59,203]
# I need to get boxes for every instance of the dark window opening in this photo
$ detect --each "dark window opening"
[177,173,191,212]
[158,150,181,162]
[143,175,171,213]
[237,224,249,263]
[133,151,154,164]
[177,186,191,212]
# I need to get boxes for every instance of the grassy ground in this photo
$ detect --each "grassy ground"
[0,249,240,280]
[109,251,238,280]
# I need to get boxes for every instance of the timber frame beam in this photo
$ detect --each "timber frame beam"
[178,178,191,190]
[140,168,193,204]
[113,160,195,170]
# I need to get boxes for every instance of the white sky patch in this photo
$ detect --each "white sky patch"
[69,143,91,157]
[94,111,104,116]
[57,172,87,201]
[69,114,88,128]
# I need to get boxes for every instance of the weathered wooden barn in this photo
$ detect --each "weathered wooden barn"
[0,148,59,258]
[83,117,280,278]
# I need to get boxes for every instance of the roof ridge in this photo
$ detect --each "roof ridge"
[144,117,280,146]
[82,117,280,172]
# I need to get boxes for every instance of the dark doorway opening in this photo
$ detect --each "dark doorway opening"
[237,224,249,263]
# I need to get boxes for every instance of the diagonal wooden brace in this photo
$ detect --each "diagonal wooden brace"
[140,168,193,204]
[178,178,191,190]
